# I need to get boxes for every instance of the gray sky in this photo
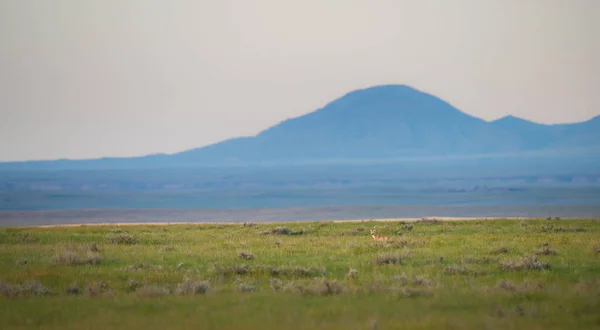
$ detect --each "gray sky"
[1,0,599,161]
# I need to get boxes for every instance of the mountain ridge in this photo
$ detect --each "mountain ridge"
[2,84,599,170]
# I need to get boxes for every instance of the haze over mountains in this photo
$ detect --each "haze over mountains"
[2,84,599,170]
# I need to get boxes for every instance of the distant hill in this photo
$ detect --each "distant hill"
[2,84,599,170]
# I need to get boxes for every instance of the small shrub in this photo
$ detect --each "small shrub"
[416,218,440,225]
[106,233,138,245]
[86,280,112,297]
[298,278,343,296]
[269,278,283,292]
[261,227,306,236]
[66,284,82,295]
[87,243,100,252]
[214,264,324,278]
[394,240,409,248]
[462,256,497,264]
[268,266,325,278]
[535,246,558,256]
[176,278,210,295]
[0,280,50,297]
[412,275,432,287]
[392,273,408,284]
[500,255,551,271]
[542,225,586,233]
[239,251,254,260]
[374,253,404,265]
[346,268,359,280]
[237,284,257,293]
[445,265,469,275]
[401,224,413,231]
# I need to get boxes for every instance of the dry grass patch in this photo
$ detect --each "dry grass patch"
[346,268,359,280]
[52,250,103,266]
[0,280,50,297]
[500,255,551,271]
[106,233,138,245]
[86,280,112,297]
[238,251,254,260]
[175,278,210,295]
[297,278,344,296]
[535,246,558,256]
[260,227,306,236]
[374,253,405,265]
[212,264,325,278]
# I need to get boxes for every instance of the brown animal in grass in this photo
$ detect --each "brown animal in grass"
[370,229,389,241]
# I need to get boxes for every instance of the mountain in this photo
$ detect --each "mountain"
[2,84,599,170]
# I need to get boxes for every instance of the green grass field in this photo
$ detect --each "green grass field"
[1,218,599,329]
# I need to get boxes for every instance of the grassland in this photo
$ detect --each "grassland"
[1,218,599,329]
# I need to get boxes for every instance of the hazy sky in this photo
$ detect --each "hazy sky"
[1,0,599,161]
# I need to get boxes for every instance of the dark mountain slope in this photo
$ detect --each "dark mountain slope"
[176,85,522,162]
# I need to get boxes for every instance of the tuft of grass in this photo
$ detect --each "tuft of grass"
[342,227,366,236]
[541,225,586,233]
[416,218,440,225]
[374,253,405,265]
[401,224,414,231]
[261,227,306,236]
[65,283,82,295]
[106,233,138,245]
[176,278,210,295]
[126,279,139,291]
[0,280,50,297]
[392,273,408,284]
[52,250,103,266]
[86,280,112,297]
[238,251,254,260]
[535,246,558,256]
[412,275,432,287]
[269,278,283,292]
[237,282,257,293]
[212,264,324,278]
[122,263,164,271]
[346,268,359,280]
[298,278,344,296]
[500,255,551,271]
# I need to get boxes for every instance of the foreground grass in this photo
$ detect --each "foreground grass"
[1,219,599,329]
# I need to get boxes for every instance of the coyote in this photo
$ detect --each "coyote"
[370,229,389,241]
